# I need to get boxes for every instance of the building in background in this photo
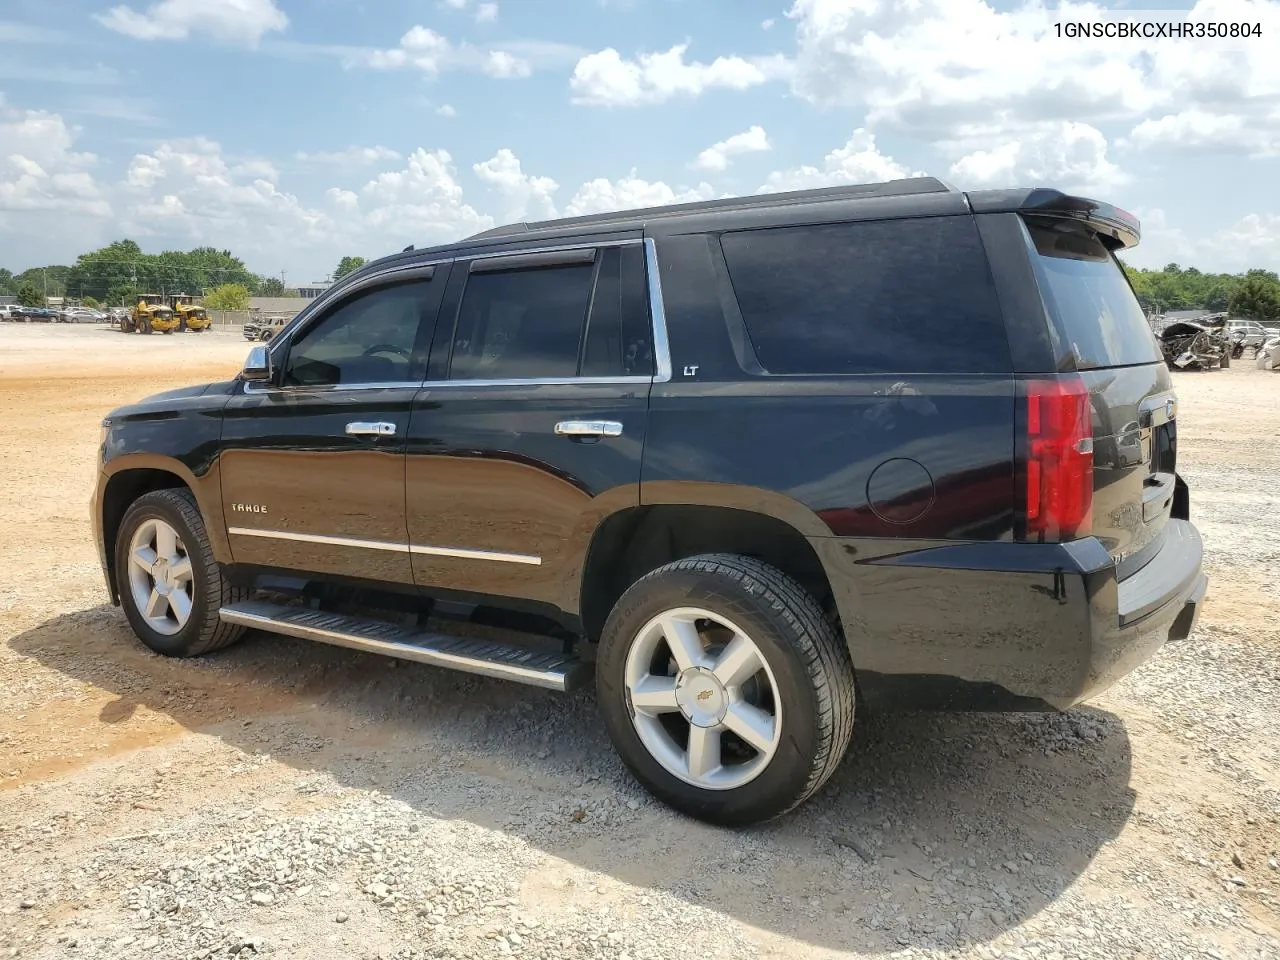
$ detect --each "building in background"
[296,281,331,299]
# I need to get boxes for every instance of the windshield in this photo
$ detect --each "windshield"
[1025,218,1161,370]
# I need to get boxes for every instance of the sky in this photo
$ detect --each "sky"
[0,0,1278,283]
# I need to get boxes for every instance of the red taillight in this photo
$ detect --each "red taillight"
[1024,377,1093,541]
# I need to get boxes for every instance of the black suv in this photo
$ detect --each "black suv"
[92,178,1206,825]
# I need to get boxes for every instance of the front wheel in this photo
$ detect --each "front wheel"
[115,489,247,657]
[596,554,856,826]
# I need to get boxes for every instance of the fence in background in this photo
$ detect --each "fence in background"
[209,310,251,329]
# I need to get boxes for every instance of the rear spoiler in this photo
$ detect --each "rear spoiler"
[967,188,1141,249]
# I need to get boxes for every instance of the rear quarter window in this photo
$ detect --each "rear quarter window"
[719,215,1010,375]
[1024,219,1161,370]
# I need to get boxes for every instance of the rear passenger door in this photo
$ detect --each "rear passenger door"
[405,240,655,612]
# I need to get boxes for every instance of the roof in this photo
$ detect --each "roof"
[355,177,1136,278]
[465,177,958,241]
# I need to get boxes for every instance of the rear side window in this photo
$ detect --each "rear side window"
[581,245,655,377]
[1024,219,1160,370]
[449,263,594,380]
[719,216,1010,375]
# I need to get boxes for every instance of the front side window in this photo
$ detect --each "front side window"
[283,280,433,387]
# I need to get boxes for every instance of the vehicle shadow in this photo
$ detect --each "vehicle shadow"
[9,605,1136,953]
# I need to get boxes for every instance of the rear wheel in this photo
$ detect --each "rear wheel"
[596,554,855,826]
[115,489,246,657]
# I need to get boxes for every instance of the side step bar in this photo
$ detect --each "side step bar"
[219,600,591,692]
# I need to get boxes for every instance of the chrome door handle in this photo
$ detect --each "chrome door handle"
[345,421,396,437]
[555,420,623,438]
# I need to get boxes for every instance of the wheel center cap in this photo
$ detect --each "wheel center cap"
[675,667,728,728]
[152,558,172,594]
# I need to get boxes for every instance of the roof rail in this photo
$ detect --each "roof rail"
[460,177,955,243]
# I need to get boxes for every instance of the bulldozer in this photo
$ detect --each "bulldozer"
[119,294,177,335]
[170,294,211,332]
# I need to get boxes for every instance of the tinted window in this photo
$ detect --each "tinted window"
[283,281,432,387]
[449,263,594,380]
[1025,220,1160,369]
[720,216,1010,375]
[582,246,655,377]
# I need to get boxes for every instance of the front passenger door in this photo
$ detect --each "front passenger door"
[218,265,449,585]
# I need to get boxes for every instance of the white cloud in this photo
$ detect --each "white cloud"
[692,125,771,172]
[564,173,717,216]
[366,25,451,73]
[361,26,573,78]
[476,2,499,22]
[473,148,558,221]
[436,104,458,118]
[230,158,279,181]
[760,129,919,192]
[946,121,1128,193]
[296,146,403,167]
[96,0,288,46]
[345,148,493,247]
[119,138,333,256]
[784,0,1280,147]
[0,97,110,256]
[762,18,776,29]
[1125,207,1280,274]
[570,44,788,107]
[483,50,532,79]
[1125,108,1280,158]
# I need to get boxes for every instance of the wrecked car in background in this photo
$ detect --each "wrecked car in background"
[1158,319,1230,370]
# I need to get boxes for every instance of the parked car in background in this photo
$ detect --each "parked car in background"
[59,306,106,324]
[15,306,56,322]
[0,304,20,321]
[1226,319,1269,355]
[242,315,291,341]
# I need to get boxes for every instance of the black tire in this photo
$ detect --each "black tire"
[596,554,856,826]
[140,318,152,335]
[114,488,247,657]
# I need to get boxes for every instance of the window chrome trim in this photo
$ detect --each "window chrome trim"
[248,235,673,393]
[243,379,423,395]
[420,376,653,389]
[643,237,673,383]
[228,526,542,565]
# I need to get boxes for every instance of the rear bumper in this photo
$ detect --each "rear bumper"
[811,518,1206,712]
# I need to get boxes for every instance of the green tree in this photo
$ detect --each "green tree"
[16,282,44,307]
[0,268,13,296]
[82,296,101,308]
[204,283,252,311]
[334,256,367,281]
[1228,272,1280,323]
[258,276,286,297]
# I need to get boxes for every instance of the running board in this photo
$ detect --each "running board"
[218,600,590,692]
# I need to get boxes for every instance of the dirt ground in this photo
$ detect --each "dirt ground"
[1,324,1278,960]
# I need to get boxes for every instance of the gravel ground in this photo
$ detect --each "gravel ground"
[1,325,1278,960]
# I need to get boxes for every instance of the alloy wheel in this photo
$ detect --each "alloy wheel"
[623,607,782,791]
[126,517,195,636]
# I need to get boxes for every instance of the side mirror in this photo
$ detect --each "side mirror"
[241,344,272,382]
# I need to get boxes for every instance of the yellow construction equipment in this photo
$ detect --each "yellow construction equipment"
[119,294,177,334]
[170,294,212,332]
